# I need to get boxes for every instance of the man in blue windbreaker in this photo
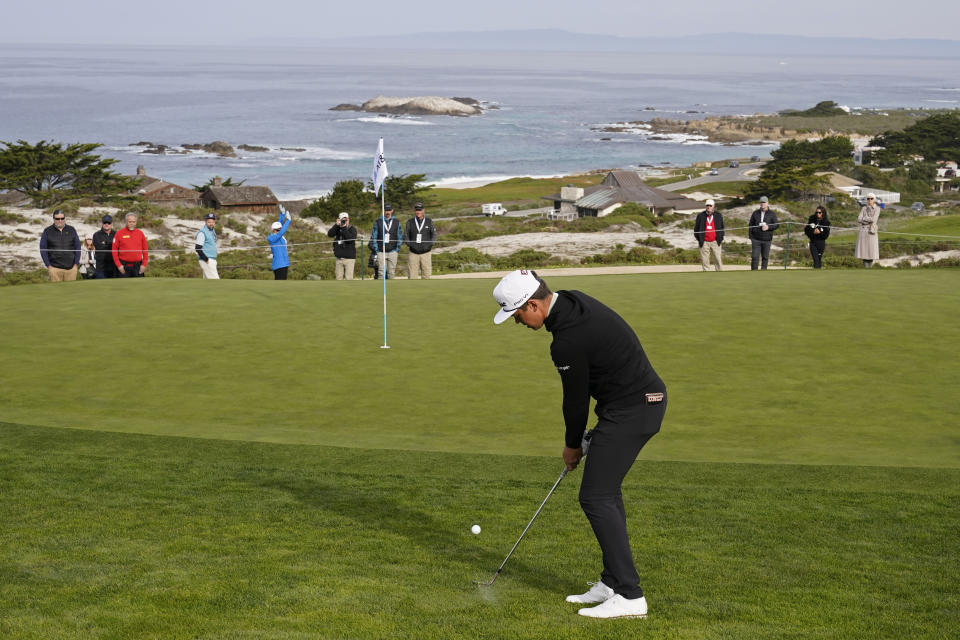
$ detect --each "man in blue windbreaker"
[268,206,292,280]
[369,203,402,279]
[195,212,219,279]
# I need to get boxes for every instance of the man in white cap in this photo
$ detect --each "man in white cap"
[327,212,358,280]
[195,212,219,279]
[268,206,292,280]
[492,270,667,620]
[693,199,725,271]
[748,196,780,270]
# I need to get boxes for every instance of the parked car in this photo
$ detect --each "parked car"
[482,202,506,216]
[911,201,925,212]
[709,168,719,176]
[750,155,760,162]
[729,160,740,168]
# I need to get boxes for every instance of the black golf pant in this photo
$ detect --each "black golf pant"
[580,391,666,600]
[809,240,825,269]
[751,240,772,269]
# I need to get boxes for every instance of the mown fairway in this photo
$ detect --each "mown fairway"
[1,270,958,639]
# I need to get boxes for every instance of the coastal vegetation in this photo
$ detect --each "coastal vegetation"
[745,136,854,201]
[645,107,952,143]
[0,140,138,207]
[778,100,849,118]
[867,111,960,166]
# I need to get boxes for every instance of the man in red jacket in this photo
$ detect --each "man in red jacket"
[112,212,149,277]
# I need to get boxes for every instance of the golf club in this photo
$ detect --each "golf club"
[475,430,593,587]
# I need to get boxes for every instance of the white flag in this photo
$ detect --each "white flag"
[372,138,388,195]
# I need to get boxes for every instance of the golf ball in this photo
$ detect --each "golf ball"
[471,524,481,535]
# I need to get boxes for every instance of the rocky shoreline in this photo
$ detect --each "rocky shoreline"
[594,115,824,145]
[130,141,308,157]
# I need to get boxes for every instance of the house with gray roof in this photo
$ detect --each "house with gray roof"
[543,171,703,217]
[200,176,279,214]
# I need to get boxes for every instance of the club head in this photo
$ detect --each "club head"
[474,569,501,587]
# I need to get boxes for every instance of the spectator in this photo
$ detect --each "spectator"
[748,196,780,270]
[39,209,80,281]
[195,212,219,279]
[112,212,149,277]
[693,199,724,271]
[92,214,119,278]
[404,202,437,279]
[79,234,97,279]
[370,203,402,279]
[855,194,881,268]
[268,206,292,280]
[327,211,358,280]
[368,237,380,280]
[804,206,831,269]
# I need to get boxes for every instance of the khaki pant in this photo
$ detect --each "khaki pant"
[407,252,432,279]
[48,265,78,282]
[377,252,398,279]
[199,259,219,279]
[335,258,355,280]
[699,241,723,271]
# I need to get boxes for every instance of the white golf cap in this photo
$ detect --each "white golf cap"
[866,193,876,199]
[271,221,282,230]
[705,199,715,206]
[493,269,540,324]
[338,212,349,220]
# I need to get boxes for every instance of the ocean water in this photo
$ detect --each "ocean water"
[1,44,957,199]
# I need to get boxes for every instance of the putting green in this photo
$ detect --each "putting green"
[0,270,957,467]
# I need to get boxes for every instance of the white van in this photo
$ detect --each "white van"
[482,203,506,216]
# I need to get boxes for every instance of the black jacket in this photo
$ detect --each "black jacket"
[327,222,358,259]
[544,290,663,448]
[693,210,725,247]
[92,228,116,271]
[39,224,80,269]
[404,216,436,254]
[748,208,780,242]
[804,214,831,243]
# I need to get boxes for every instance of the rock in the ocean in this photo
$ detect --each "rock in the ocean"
[203,141,236,157]
[329,96,485,117]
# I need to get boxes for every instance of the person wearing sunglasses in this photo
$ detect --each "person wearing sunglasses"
[855,194,881,268]
[39,209,81,281]
[804,206,831,269]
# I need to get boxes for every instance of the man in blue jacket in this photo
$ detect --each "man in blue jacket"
[268,206,292,280]
[370,203,402,279]
[39,209,81,281]
[195,212,219,279]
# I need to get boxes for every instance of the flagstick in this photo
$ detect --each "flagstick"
[380,183,390,349]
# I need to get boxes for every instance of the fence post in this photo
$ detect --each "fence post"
[783,221,791,269]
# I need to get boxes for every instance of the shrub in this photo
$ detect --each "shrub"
[0,209,27,224]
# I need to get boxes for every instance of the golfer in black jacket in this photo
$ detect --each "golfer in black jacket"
[493,269,667,619]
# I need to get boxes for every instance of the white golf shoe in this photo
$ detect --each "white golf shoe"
[565,580,615,604]
[577,594,648,619]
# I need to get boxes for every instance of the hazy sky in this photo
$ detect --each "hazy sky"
[4,0,958,44]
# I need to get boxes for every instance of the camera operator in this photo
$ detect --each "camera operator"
[327,211,358,280]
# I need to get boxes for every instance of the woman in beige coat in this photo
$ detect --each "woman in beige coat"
[855,193,881,267]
